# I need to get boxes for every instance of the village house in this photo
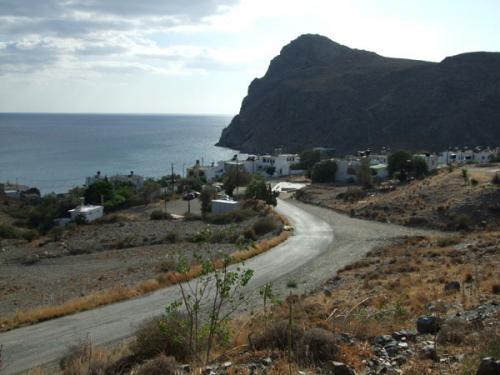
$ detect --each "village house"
[68,201,104,222]
[438,146,499,165]
[0,182,40,201]
[86,171,144,188]
[415,153,439,171]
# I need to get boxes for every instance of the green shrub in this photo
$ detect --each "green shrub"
[0,224,17,239]
[150,210,172,220]
[137,355,177,375]
[311,160,337,183]
[243,227,257,241]
[206,209,256,224]
[492,173,500,185]
[131,315,192,362]
[254,320,303,351]
[299,328,339,364]
[253,216,277,236]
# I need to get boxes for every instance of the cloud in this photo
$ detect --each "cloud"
[0,0,241,76]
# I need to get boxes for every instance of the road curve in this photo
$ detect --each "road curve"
[0,199,334,374]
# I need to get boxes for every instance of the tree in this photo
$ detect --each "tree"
[293,149,321,177]
[84,179,113,205]
[357,158,373,188]
[264,166,276,176]
[412,156,429,178]
[245,176,279,206]
[311,160,337,183]
[388,150,413,181]
[199,186,215,216]
[224,166,251,196]
[162,252,253,363]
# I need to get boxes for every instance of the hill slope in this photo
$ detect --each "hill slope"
[217,34,500,154]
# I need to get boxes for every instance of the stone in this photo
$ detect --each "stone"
[324,287,333,297]
[328,361,357,375]
[374,335,393,345]
[477,357,500,375]
[392,330,417,342]
[416,316,441,334]
[261,357,272,366]
[444,281,461,293]
[420,344,438,361]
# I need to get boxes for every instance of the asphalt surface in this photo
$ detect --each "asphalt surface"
[0,198,334,374]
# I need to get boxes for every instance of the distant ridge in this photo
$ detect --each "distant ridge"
[217,34,500,154]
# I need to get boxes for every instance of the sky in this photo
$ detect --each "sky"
[0,0,499,114]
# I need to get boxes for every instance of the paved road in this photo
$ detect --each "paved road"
[0,199,334,374]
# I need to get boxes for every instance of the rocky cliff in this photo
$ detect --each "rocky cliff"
[217,34,500,154]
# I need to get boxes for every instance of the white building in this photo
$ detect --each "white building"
[69,204,104,222]
[438,147,499,165]
[211,199,240,215]
[86,171,144,188]
[415,153,439,171]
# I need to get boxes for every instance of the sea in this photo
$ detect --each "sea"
[0,113,239,194]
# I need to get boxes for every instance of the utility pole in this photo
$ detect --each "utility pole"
[171,163,175,195]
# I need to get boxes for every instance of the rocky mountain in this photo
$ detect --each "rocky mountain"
[217,34,500,154]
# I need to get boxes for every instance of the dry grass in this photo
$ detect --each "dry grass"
[0,212,291,332]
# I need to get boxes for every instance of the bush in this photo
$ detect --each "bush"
[253,216,277,236]
[243,227,257,241]
[437,236,461,247]
[454,214,472,230]
[437,319,470,345]
[0,224,18,239]
[199,186,215,216]
[492,173,500,185]
[131,315,191,362]
[137,355,177,375]
[163,232,179,243]
[471,178,479,186]
[311,160,337,183]
[48,226,64,241]
[0,224,38,242]
[60,340,111,375]
[150,210,172,221]
[299,328,339,364]
[206,209,256,224]
[254,320,304,351]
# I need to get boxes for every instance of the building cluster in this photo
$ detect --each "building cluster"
[0,182,40,202]
[187,152,301,182]
[85,170,144,188]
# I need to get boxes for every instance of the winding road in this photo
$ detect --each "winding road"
[0,198,429,374]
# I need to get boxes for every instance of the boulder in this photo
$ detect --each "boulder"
[328,361,357,375]
[416,316,441,334]
[477,357,500,375]
[444,281,461,293]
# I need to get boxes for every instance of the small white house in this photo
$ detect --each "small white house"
[69,205,104,222]
[211,199,240,215]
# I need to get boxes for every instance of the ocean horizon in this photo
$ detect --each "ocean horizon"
[0,113,238,194]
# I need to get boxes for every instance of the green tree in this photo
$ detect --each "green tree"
[199,186,215,216]
[84,179,113,205]
[245,176,279,206]
[388,150,413,181]
[224,165,251,196]
[412,156,429,178]
[293,149,321,177]
[357,158,373,188]
[311,160,337,183]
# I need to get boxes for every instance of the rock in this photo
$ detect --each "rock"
[261,357,272,366]
[324,287,333,297]
[444,281,461,293]
[420,344,439,361]
[328,361,357,375]
[416,316,441,334]
[384,341,400,357]
[477,357,500,375]
[374,335,393,345]
[392,330,417,342]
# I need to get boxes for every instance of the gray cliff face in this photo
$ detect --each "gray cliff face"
[217,34,500,154]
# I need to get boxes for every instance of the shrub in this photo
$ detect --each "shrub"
[206,209,256,224]
[137,355,177,375]
[299,328,339,364]
[20,254,40,266]
[131,315,191,362]
[311,160,337,183]
[199,186,215,216]
[156,258,177,273]
[437,236,461,247]
[254,320,304,351]
[150,210,172,221]
[492,173,500,185]
[163,232,179,243]
[454,214,472,230]
[245,177,278,206]
[437,319,470,345]
[253,216,277,236]
[0,224,38,242]
[471,178,479,186]
[60,340,111,375]
[243,227,257,241]
[48,226,64,241]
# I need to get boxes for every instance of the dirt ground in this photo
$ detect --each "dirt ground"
[296,165,500,231]
[0,200,281,318]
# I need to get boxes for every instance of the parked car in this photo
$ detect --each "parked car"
[183,191,200,200]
